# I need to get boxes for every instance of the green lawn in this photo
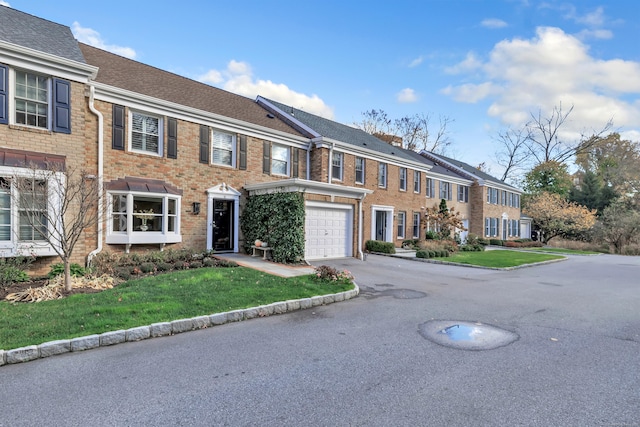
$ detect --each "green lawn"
[519,247,601,255]
[442,250,564,268]
[0,267,352,350]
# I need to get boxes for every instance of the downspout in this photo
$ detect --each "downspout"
[306,140,312,180]
[358,192,367,260]
[87,85,104,266]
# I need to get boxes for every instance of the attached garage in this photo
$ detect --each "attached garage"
[305,201,352,260]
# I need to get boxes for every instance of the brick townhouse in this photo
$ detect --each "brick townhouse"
[0,6,527,271]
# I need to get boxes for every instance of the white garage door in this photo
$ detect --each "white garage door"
[305,202,352,260]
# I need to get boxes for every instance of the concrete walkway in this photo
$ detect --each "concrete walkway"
[214,253,316,277]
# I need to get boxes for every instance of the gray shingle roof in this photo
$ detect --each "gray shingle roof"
[0,6,85,63]
[402,149,469,180]
[79,43,305,137]
[260,98,421,164]
[426,152,520,190]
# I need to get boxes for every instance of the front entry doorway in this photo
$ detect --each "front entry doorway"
[212,200,234,251]
[375,211,388,241]
[206,183,240,253]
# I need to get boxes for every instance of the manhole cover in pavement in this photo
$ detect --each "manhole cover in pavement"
[419,320,519,350]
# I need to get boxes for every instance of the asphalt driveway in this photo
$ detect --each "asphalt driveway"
[0,254,638,426]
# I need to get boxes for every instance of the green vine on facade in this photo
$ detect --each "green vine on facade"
[240,192,306,263]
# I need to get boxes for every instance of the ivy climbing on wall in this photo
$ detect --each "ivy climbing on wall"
[240,192,306,263]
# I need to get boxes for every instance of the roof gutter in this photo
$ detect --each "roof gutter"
[87,85,104,266]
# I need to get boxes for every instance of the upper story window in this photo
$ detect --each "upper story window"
[399,168,407,191]
[130,111,162,156]
[15,71,48,129]
[332,152,343,181]
[378,163,387,188]
[439,181,452,200]
[355,157,365,184]
[271,144,289,176]
[426,178,435,198]
[212,130,236,167]
[487,187,499,204]
[458,185,469,203]
[1,66,71,133]
[413,171,421,193]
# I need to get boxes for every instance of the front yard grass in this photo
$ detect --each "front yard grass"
[442,250,564,268]
[0,266,353,350]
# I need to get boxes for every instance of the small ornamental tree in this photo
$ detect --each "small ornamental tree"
[421,199,466,240]
[593,200,640,254]
[11,164,101,291]
[522,191,596,243]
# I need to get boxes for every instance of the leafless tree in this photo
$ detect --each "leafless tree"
[493,127,531,183]
[12,164,101,291]
[355,109,454,154]
[526,102,613,164]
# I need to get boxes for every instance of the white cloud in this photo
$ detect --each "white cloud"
[0,1,11,7]
[198,61,334,119]
[409,56,424,68]
[576,28,613,40]
[444,52,483,74]
[481,18,508,29]
[443,26,640,139]
[396,88,418,103]
[71,22,136,59]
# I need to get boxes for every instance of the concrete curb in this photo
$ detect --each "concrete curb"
[0,284,359,367]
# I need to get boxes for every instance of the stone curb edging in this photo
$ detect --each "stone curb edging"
[0,284,359,367]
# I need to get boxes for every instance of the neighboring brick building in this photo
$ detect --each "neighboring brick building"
[0,6,526,270]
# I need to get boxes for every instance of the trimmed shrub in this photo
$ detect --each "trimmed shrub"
[115,268,131,280]
[215,259,238,268]
[425,230,439,240]
[489,239,504,246]
[365,240,396,254]
[202,258,217,267]
[173,261,189,270]
[156,262,173,272]
[402,239,420,250]
[189,261,203,269]
[416,249,429,259]
[140,262,156,274]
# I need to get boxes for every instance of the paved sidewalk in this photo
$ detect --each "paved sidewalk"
[214,253,316,277]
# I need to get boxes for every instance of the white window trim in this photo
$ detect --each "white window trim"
[106,191,181,246]
[412,212,420,238]
[211,129,237,168]
[128,110,164,157]
[355,157,365,184]
[0,166,61,257]
[332,152,344,181]
[399,168,407,191]
[397,211,406,239]
[271,143,290,177]
[370,205,394,242]
[8,68,52,130]
[378,163,387,188]
[414,171,421,193]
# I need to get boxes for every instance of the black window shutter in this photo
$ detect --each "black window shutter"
[292,148,299,178]
[52,78,71,134]
[263,141,271,174]
[112,105,125,150]
[167,118,177,159]
[238,135,247,170]
[199,125,210,163]
[0,64,7,125]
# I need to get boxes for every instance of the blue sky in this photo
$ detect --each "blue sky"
[4,0,640,175]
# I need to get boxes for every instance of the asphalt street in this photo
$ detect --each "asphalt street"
[1,254,639,426]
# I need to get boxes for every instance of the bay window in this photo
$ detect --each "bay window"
[107,192,181,246]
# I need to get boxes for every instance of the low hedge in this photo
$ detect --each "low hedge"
[365,240,396,254]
